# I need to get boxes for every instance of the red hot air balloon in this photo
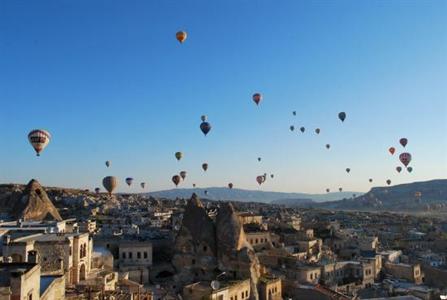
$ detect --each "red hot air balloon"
[389,147,395,155]
[256,176,264,185]
[252,93,262,106]
[172,175,181,187]
[399,152,412,167]
[399,138,408,147]
[176,31,187,43]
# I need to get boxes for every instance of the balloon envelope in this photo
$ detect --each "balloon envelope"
[102,176,117,195]
[346,168,350,173]
[256,176,264,185]
[338,112,346,122]
[315,128,320,134]
[300,127,305,133]
[407,166,413,173]
[125,177,134,186]
[389,147,396,155]
[293,111,296,116]
[399,138,408,147]
[200,122,211,136]
[201,115,207,122]
[140,182,146,189]
[228,183,233,189]
[290,126,295,131]
[386,179,391,185]
[175,152,183,161]
[396,166,402,173]
[176,31,187,43]
[252,93,262,105]
[180,171,187,180]
[339,187,343,192]
[105,161,111,168]
[172,175,181,186]
[95,188,100,194]
[369,178,373,183]
[28,129,51,156]
[326,144,330,149]
[399,152,412,167]
[202,163,208,171]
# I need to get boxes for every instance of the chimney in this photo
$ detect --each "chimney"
[28,250,39,264]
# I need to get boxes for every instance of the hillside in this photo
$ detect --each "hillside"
[316,179,447,212]
[148,187,361,203]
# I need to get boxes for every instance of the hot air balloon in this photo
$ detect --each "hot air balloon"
[140,182,146,189]
[228,183,233,189]
[399,152,412,167]
[105,161,111,168]
[326,188,330,193]
[125,177,134,186]
[95,187,100,194]
[346,168,351,173]
[180,171,187,180]
[201,115,207,122]
[270,174,274,179]
[290,126,295,131]
[326,144,330,149]
[386,179,391,186]
[339,187,343,192]
[200,121,212,136]
[338,112,346,122]
[399,138,408,147]
[175,152,183,161]
[202,163,208,171]
[258,157,262,162]
[102,176,117,195]
[315,128,320,134]
[192,183,196,188]
[176,31,187,43]
[396,166,402,173]
[256,176,264,185]
[172,175,181,187]
[300,127,305,133]
[252,93,262,106]
[407,166,413,173]
[369,178,373,183]
[389,147,396,155]
[293,111,296,116]
[204,190,208,195]
[28,129,51,156]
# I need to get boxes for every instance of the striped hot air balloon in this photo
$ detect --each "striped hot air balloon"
[28,129,51,156]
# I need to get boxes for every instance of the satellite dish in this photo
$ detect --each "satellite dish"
[211,280,220,290]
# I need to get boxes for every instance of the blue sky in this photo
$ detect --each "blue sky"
[1,0,446,193]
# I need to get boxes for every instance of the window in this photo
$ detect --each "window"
[28,292,33,300]
[203,246,207,252]
[129,252,133,259]
[144,252,148,259]
[122,252,126,259]
[137,252,141,259]
[245,291,248,297]
[310,273,313,280]
[255,238,258,244]
[241,292,244,299]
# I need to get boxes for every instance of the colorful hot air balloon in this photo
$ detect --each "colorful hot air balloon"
[176,31,187,43]
[140,182,146,189]
[290,126,295,131]
[300,127,305,133]
[389,147,396,155]
[201,115,207,122]
[228,183,233,189]
[180,171,187,180]
[346,168,351,173]
[172,175,181,187]
[293,111,296,116]
[202,163,208,171]
[399,152,412,167]
[95,187,100,194]
[200,121,212,136]
[407,166,413,173]
[105,161,111,168]
[102,176,117,195]
[256,176,264,185]
[315,128,320,134]
[399,138,408,147]
[125,177,134,186]
[386,179,391,186]
[396,166,402,173]
[252,93,262,106]
[175,152,183,161]
[326,144,330,149]
[338,112,346,122]
[28,129,51,156]
[339,187,343,192]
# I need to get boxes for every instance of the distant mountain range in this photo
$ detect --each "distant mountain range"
[310,179,447,213]
[147,187,361,203]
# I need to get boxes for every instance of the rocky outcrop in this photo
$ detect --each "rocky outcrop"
[12,179,62,221]
[216,203,261,300]
[172,193,217,285]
